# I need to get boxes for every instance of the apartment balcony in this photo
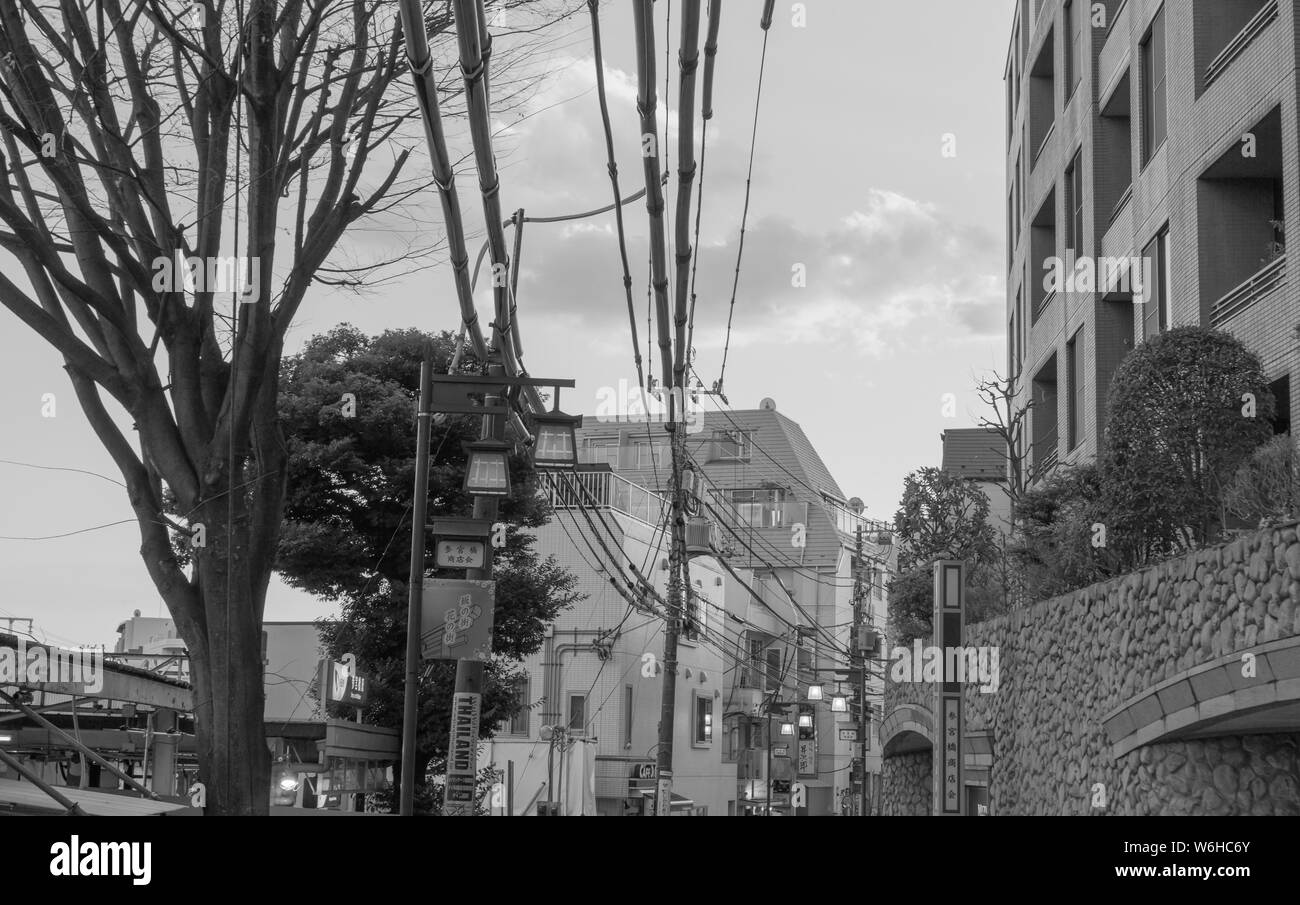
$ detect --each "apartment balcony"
[546,468,668,527]
[1205,0,1278,89]
[1210,254,1286,326]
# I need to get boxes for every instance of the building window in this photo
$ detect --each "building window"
[1141,225,1170,338]
[623,685,634,749]
[765,647,782,693]
[508,676,530,735]
[730,488,788,528]
[580,438,619,468]
[567,693,586,734]
[1014,289,1024,376]
[1067,330,1084,450]
[1030,187,1058,320]
[1141,5,1167,165]
[1064,0,1082,100]
[693,695,714,746]
[1029,29,1056,163]
[709,429,752,462]
[635,440,665,468]
[1066,149,1084,257]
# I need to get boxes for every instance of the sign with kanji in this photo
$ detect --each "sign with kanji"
[435,539,486,569]
[797,739,816,777]
[421,579,495,661]
[444,691,481,815]
[933,560,965,816]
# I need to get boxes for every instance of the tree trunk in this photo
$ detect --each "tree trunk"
[162,473,273,815]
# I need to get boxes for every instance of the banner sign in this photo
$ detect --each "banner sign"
[444,691,482,816]
[421,579,495,661]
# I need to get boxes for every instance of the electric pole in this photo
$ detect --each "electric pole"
[852,525,871,816]
[654,401,689,816]
[399,344,434,816]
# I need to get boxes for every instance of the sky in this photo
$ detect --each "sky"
[0,0,1015,649]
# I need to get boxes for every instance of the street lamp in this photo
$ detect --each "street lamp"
[830,694,848,713]
[806,684,823,702]
[797,712,813,729]
[530,411,583,470]
[463,439,512,496]
[779,721,794,736]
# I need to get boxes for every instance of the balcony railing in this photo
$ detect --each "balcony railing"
[547,469,668,526]
[1205,0,1278,88]
[1210,254,1286,326]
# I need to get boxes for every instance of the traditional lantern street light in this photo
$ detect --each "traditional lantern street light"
[806,684,823,702]
[779,721,795,736]
[529,410,583,470]
[463,438,512,497]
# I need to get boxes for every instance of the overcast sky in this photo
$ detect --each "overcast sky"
[0,0,1014,648]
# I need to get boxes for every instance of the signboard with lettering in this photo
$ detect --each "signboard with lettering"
[797,739,816,777]
[435,539,486,569]
[772,745,790,758]
[941,694,962,814]
[934,560,965,816]
[837,727,859,742]
[421,579,495,661]
[320,655,367,708]
[444,691,481,816]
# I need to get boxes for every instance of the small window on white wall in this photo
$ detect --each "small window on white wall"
[693,694,713,746]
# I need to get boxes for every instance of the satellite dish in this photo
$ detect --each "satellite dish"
[760,397,776,411]
[848,497,864,513]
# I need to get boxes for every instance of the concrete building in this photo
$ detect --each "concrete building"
[1006,0,1296,480]
[553,398,895,815]
[483,470,734,815]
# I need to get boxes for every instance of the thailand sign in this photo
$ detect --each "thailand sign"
[444,691,481,816]
[421,579,495,661]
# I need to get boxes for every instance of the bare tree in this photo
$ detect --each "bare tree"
[974,369,1037,529]
[0,0,556,813]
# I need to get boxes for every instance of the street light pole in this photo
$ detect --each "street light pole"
[399,344,434,816]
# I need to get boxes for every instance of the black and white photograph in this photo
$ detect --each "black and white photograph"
[0,0,1293,882]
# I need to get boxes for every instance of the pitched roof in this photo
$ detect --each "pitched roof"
[941,428,1008,482]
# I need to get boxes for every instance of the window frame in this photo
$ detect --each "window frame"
[693,693,714,747]
[1066,147,1085,257]
[1066,329,1084,451]
[1140,5,1167,166]
[567,692,587,735]
[507,675,530,736]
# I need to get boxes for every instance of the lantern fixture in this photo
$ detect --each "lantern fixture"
[779,721,794,736]
[806,684,823,702]
[831,694,848,713]
[463,439,512,497]
[797,712,813,729]
[530,410,583,470]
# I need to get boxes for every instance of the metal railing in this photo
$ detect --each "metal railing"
[1210,254,1286,326]
[1206,0,1278,87]
[546,470,668,526]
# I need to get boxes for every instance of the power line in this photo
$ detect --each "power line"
[716,2,776,396]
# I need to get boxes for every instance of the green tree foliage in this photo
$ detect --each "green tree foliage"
[1102,327,1275,562]
[1224,434,1299,526]
[1010,464,1120,600]
[276,325,583,810]
[888,467,1003,644]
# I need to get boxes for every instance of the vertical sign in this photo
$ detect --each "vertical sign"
[655,770,672,816]
[445,691,481,815]
[933,560,965,816]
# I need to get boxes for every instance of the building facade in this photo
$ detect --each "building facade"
[1006,0,1296,479]
[554,399,895,815]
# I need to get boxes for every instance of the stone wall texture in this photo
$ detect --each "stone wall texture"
[881,751,932,817]
[882,521,1300,815]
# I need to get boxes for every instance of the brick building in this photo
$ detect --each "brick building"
[1006,0,1296,480]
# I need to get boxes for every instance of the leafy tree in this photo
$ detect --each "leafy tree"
[276,325,582,811]
[1102,327,1275,562]
[888,467,1002,644]
[1010,463,1120,599]
[1224,433,1299,527]
[0,0,560,813]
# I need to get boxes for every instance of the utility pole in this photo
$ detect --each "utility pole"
[399,345,435,816]
[444,363,506,815]
[655,406,689,816]
[852,525,869,816]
